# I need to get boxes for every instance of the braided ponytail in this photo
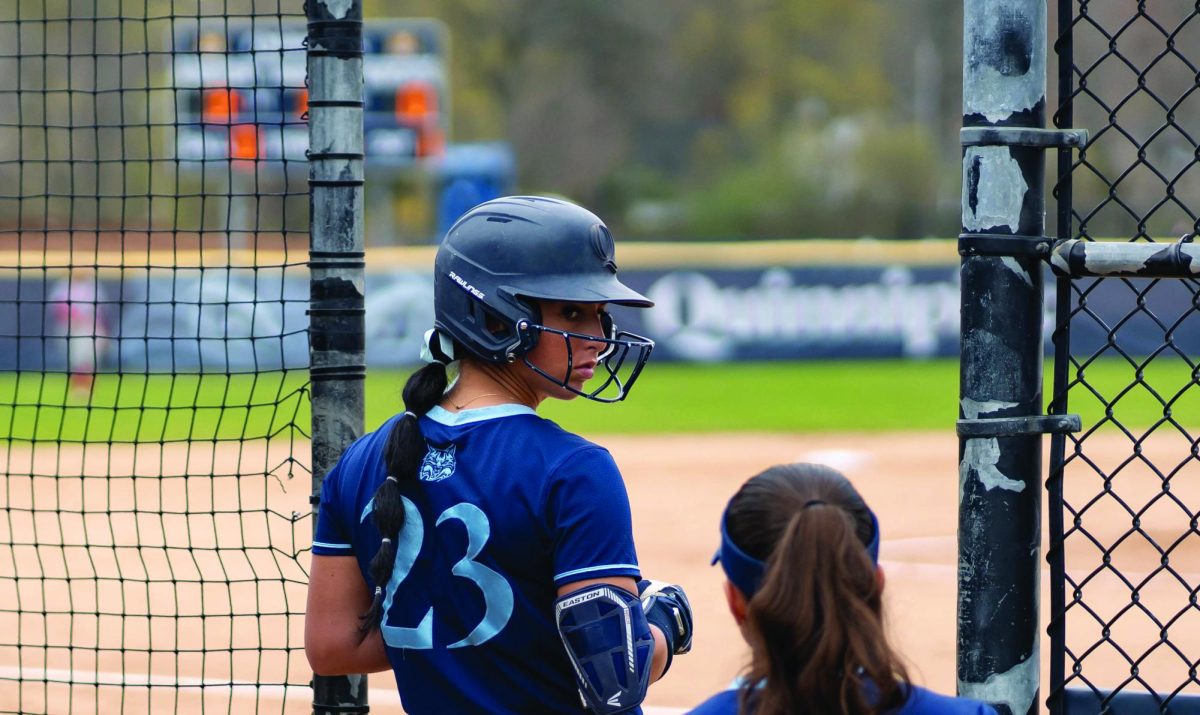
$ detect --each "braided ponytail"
[358,362,448,634]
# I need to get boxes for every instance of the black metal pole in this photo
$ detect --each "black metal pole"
[1045,8,1075,712]
[957,1,1047,714]
[307,1,367,713]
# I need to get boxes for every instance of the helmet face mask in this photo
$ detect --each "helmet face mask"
[433,196,655,402]
[515,314,654,403]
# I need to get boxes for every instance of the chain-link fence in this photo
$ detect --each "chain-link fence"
[1049,1,1200,711]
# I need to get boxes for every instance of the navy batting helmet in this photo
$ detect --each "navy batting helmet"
[432,196,654,402]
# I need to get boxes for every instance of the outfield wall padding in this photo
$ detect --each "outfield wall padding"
[1,241,1196,370]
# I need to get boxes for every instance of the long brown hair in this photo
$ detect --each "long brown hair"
[725,463,909,715]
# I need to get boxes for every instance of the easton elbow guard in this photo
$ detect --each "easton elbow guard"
[555,584,655,713]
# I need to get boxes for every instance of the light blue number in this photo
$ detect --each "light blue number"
[380,497,433,649]
[437,503,515,648]
[367,497,514,650]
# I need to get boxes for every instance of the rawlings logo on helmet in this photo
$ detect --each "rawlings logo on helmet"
[448,271,485,299]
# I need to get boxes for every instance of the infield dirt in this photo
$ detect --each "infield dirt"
[3,430,1199,713]
[619,429,1200,709]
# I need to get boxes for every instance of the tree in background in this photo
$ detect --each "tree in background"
[0,0,962,240]
[9,1,1188,241]
[367,0,963,239]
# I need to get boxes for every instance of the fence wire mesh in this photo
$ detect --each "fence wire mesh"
[0,2,314,713]
[1051,0,1200,710]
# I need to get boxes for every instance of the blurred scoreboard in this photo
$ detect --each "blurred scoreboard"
[171,18,448,164]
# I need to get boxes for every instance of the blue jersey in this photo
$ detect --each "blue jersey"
[686,683,997,715]
[313,404,642,714]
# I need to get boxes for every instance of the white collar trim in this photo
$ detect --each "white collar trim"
[426,404,537,425]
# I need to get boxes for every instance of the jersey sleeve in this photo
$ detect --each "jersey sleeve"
[544,447,640,588]
[312,461,355,556]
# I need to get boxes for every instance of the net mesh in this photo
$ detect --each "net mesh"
[0,2,313,713]
[1051,0,1200,708]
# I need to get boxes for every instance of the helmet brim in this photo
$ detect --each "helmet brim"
[505,273,653,308]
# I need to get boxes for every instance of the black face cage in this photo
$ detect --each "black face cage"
[514,319,654,403]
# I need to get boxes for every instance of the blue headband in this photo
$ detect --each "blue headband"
[712,502,881,599]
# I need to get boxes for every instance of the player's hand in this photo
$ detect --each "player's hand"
[637,579,693,656]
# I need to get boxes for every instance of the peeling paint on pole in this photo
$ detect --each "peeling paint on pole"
[961,438,1026,497]
[962,147,1026,232]
[1052,238,1200,278]
[1000,257,1033,287]
[1049,250,1069,275]
[959,399,1023,501]
[961,398,1019,420]
[959,653,1039,715]
[963,0,1046,122]
[1085,251,1151,275]
[321,0,354,19]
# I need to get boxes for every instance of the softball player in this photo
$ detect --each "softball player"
[690,463,995,715]
[305,196,693,714]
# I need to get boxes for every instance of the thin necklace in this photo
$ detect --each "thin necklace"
[450,392,509,410]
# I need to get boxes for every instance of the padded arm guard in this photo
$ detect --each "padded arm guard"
[555,584,655,714]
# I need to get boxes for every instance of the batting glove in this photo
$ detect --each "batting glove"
[637,579,694,675]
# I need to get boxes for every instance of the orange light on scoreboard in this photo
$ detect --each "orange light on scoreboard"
[394,81,442,157]
[202,88,241,124]
[395,81,437,123]
[230,124,259,160]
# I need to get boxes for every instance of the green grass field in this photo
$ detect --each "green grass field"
[0,358,1197,442]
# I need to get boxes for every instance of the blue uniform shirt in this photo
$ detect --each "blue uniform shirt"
[687,683,997,715]
[313,404,642,714]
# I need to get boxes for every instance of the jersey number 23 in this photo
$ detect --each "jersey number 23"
[364,496,514,650]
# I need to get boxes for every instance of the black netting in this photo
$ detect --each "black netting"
[0,2,313,713]
[1050,1,1200,710]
